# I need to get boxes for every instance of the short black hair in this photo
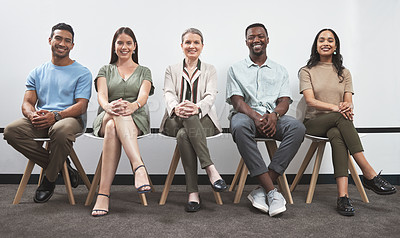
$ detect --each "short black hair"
[245,23,268,38]
[50,23,74,42]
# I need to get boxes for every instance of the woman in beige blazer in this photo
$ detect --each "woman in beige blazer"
[160,28,227,212]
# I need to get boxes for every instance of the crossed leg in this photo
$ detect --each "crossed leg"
[92,114,150,216]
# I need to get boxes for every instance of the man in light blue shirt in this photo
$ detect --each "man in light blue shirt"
[226,23,305,216]
[4,23,92,203]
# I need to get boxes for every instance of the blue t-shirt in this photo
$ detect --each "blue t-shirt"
[26,61,92,127]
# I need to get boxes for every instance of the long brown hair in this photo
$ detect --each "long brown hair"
[305,28,345,81]
[110,27,139,64]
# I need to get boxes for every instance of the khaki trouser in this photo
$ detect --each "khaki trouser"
[4,117,83,182]
[163,115,218,193]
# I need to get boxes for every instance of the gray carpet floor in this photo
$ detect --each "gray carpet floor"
[1,184,399,238]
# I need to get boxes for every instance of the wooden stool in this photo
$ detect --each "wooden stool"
[84,133,154,206]
[159,133,223,205]
[13,135,91,205]
[229,138,294,204]
[290,134,369,203]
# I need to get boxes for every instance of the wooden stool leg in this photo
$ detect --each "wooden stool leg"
[290,142,318,192]
[62,161,75,205]
[265,140,294,204]
[159,145,180,205]
[85,154,102,206]
[13,160,35,204]
[38,169,44,187]
[69,148,91,190]
[306,142,325,203]
[277,173,293,204]
[348,154,369,203]
[213,191,223,205]
[148,175,155,192]
[229,158,244,192]
[38,141,49,186]
[234,160,248,204]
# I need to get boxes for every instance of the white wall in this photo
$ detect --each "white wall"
[1,0,399,176]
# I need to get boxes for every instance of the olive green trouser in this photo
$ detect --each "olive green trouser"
[163,115,218,193]
[304,112,363,178]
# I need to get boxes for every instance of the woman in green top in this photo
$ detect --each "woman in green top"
[299,29,396,216]
[91,27,154,217]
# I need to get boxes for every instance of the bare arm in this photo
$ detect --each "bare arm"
[119,80,152,116]
[261,97,291,137]
[339,92,354,120]
[22,90,38,121]
[22,90,54,130]
[231,95,269,135]
[22,90,88,129]
[58,98,89,119]
[231,95,262,121]
[303,89,339,112]
[303,89,353,120]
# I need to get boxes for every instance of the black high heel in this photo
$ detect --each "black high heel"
[133,165,152,194]
[91,193,110,217]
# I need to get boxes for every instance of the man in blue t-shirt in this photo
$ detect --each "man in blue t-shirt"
[4,23,92,203]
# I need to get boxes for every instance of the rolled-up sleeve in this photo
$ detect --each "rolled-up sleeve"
[226,66,244,105]
[278,67,292,99]
[299,67,312,94]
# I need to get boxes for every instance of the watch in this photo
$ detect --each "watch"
[272,111,280,120]
[53,111,62,121]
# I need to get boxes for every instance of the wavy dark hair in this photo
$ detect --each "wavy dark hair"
[305,28,345,82]
[110,27,138,64]
[50,23,74,42]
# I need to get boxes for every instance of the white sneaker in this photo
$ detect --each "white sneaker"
[247,187,269,213]
[267,188,286,217]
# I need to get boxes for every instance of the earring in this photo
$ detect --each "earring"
[334,51,337,55]
[133,50,135,54]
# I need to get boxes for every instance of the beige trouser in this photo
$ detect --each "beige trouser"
[4,117,83,182]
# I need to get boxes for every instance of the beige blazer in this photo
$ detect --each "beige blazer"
[160,60,222,133]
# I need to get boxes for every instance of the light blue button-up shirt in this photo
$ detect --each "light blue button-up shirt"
[226,56,292,119]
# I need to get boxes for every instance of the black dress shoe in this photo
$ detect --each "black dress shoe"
[185,201,201,212]
[62,160,80,188]
[363,172,397,195]
[337,196,355,216]
[34,176,55,203]
[211,179,228,192]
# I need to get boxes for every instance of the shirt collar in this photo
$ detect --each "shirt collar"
[183,58,201,71]
[245,56,271,69]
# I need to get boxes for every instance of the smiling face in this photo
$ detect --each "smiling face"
[181,33,203,61]
[114,33,136,61]
[49,29,74,59]
[246,26,269,56]
[316,30,337,59]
